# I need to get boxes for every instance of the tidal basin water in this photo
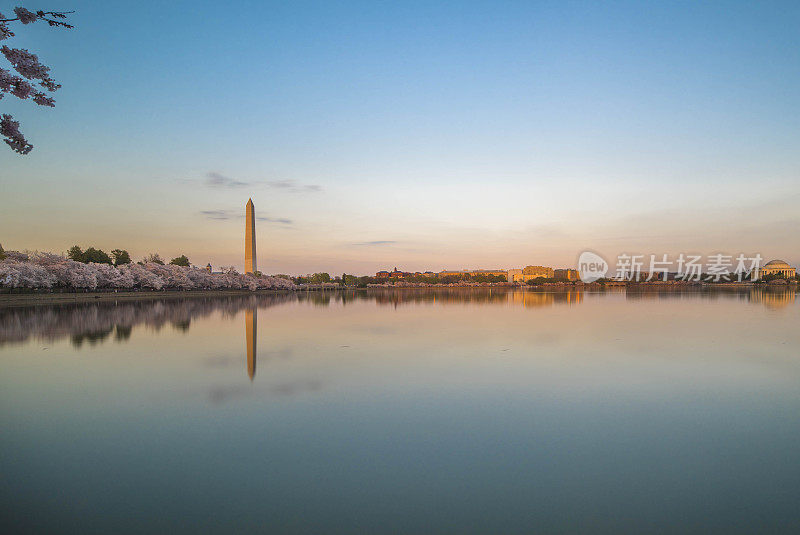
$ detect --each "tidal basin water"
[1,288,799,534]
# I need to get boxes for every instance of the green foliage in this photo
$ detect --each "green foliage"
[526,277,556,285]
[309,272,331,284]
[111,249,131,266]
[66,245,112,264]
[292,273,333,284]
[145,253,165,265]
[438,274,466,284]
[83,247,113,264]
[760,272,790,283]
[344,274,360,286]
[470,274,507,283]
[67,245,83,262]
[169,255,190,267]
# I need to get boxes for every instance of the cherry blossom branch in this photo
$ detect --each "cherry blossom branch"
[1,7,73,154]
[1,114,33,154]
[0,8,74,28]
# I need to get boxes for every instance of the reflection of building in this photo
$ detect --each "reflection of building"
[754,259,796,280]
[245,308,256,380]
[555,291,583,305]
[510,290,583,308]
[750,288,796,309]
[511,291,555,308]
[245,198,257,274]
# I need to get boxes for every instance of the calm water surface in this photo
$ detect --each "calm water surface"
[1,288,799,534]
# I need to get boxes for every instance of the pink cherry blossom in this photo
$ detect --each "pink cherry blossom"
[12,7,37,24]
[1,8,72,154]
[1,113,32,154]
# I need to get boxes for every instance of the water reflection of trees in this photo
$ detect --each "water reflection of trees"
[299,288,563,307]
[2,287,795,346]
[0,294,295,347]
[625,286,797,309]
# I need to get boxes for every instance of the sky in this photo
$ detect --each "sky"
[2,0,799,274]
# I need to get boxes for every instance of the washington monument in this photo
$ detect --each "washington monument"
[245,198,257,274]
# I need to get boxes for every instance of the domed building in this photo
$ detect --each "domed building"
[755,259,796,280]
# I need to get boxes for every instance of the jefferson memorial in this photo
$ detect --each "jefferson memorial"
[756,259,796,280]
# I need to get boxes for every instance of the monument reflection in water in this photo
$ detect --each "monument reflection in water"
[2,288,799,534]
[245,307,256,380]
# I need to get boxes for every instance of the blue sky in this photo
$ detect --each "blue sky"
[2,0,799,273]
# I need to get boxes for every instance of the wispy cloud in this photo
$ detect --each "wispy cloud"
[351,240,397,246]
[200,210,293,226]
[200,209,235,220]
[186,173,322,193]
[265,179,323,193]
[258,216,293,225]
[205,172,249,188]
[266,180,294,189]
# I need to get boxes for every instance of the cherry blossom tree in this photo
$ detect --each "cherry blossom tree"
[0,7,73,154]
[0,248,297,291]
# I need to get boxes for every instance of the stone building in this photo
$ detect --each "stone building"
[554,269,579,281]
[376,267,410,278]
[438,269,506,278]
[754,259,796,280]
[506,265,555,283]
[507,269,523,283]
[522,265,554,279]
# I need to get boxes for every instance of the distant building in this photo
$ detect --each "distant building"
[754,259,796,280]
[507,266,557,283]
[628,271,662,282]
[438,270,468,277]
[554,269,579,281]
[439,269,507,279]
[376,267,410,278]
[521,265,554,281]
[470,269,508,277]
[507,269,524,283]
[523,265,553,278]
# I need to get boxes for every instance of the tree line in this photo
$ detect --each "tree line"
[291,272,508,287]
[66,245,190,267]
[0,250,295,291]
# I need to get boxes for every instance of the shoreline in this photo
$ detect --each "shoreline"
[2,282,795,307]
[0,289,295,307]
